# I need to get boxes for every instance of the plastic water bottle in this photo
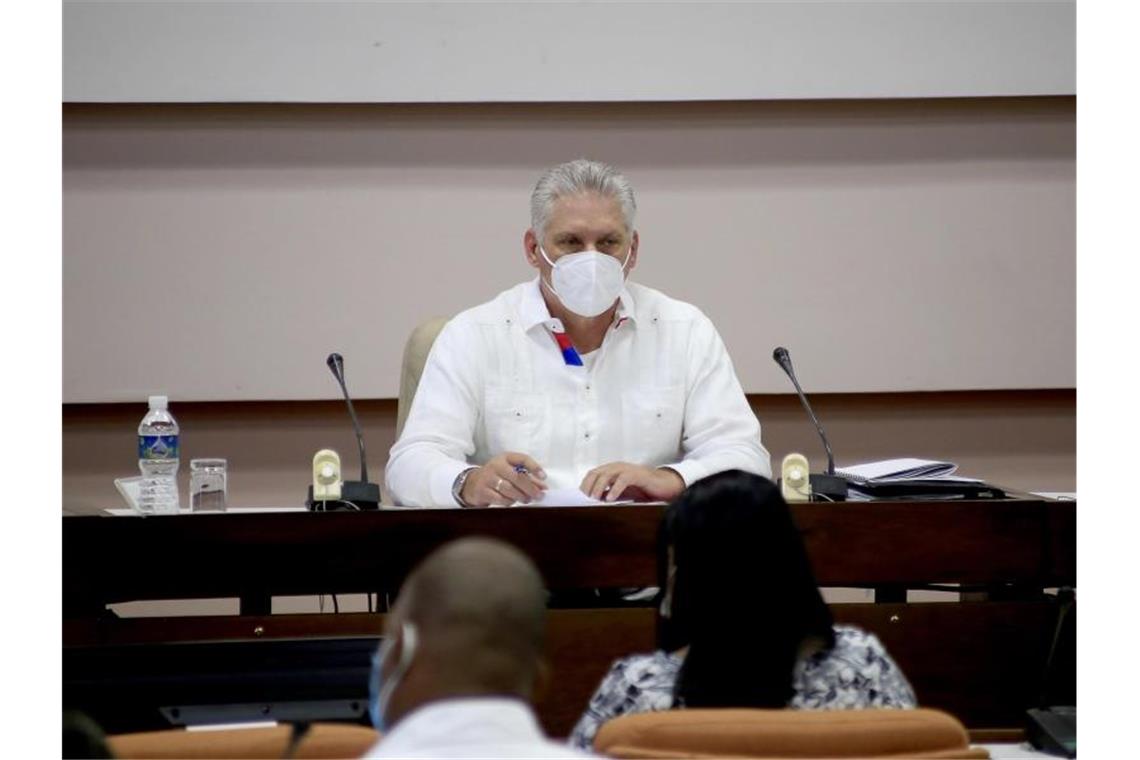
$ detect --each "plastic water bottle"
[137,395,180,513]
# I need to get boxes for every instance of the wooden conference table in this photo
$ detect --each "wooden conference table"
[63,495,1075,738]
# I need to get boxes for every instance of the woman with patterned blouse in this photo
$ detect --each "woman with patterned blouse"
[569,470,916,750]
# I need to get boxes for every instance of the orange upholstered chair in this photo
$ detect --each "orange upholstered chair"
[592,708,988,759]
[108,723,379,759]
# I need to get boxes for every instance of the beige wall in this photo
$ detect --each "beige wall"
[63,97,1075,402]
[63,389,1075,516]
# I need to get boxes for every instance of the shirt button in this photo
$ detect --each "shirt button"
[584,432,591,440]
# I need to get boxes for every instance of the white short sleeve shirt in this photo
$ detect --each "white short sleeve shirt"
[385,279,771,507]
[366,698,592,758]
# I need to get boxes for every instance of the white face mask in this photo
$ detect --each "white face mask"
[539,245,631,318]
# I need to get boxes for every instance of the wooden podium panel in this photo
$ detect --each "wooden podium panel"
[63,506,663,615]
[62,497,1075,735]
[63,498,1074,612]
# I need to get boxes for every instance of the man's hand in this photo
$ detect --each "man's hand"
[461,452,548,507]
[580,463,686,503]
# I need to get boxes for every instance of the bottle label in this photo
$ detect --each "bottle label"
[139,435,180,460]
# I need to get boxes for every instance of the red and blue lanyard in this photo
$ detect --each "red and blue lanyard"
[550,328,583,366]
[547,317,628,366]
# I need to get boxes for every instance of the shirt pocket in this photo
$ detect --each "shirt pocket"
[483,387,548,459]
[621,385,685,465]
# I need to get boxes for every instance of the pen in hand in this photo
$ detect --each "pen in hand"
[513,462,548,502]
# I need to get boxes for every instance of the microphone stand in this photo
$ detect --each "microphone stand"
[330,357,370,485]
[772,347,848,502]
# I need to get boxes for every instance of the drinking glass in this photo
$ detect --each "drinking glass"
[189,458,227,511]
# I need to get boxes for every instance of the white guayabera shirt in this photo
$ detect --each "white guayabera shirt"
[385,279,771,507]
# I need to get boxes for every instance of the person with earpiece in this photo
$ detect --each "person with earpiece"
[364,537,590,758]
[385,159,770,507]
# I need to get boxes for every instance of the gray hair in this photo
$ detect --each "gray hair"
[530,159,637,241]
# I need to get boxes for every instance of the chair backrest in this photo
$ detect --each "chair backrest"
[108,723,380,759]
[395,316,450,440]
[593,708,989,760]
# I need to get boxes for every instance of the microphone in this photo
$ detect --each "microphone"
[772,347,847,502]
[306,352,381,511]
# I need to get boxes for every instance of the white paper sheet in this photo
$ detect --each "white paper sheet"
[837,457,958,483]
[521,487,635,507]
[104,506,308,516]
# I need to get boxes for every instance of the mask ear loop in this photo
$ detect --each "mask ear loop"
[371,621,418,730]
[378,621,417,679]
[537,245,567,307]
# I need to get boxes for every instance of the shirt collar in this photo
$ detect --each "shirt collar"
[518,277,638,333]
[373,697,545,754]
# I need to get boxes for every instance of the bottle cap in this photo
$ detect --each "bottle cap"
[148,395,168,410]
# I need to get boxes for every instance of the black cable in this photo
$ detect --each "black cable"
[315,500,361,512]
[281,722,311,760]
[332,594,339,614]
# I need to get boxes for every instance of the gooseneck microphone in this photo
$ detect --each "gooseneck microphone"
[306,352,381,511]
[772,347,847,502]
[773,347,834,475]
[327,353,368,484]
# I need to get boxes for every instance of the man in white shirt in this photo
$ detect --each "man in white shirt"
[365,537,590,758]
[386,159,771,508]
